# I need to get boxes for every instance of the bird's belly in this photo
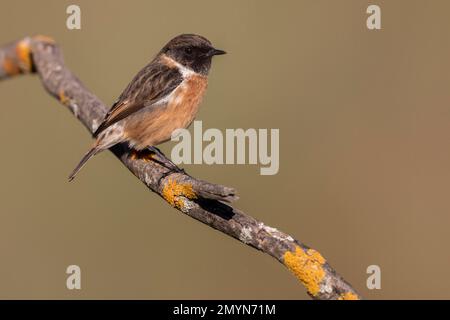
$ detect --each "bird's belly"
[125,74,208,150]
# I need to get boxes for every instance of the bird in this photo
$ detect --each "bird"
[68,34,226,181]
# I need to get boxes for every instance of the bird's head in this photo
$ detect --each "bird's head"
[160,34,226,75]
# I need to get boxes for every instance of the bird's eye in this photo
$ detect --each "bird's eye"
[184,47,193,55]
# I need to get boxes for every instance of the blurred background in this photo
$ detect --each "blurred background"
[0,0,449,299]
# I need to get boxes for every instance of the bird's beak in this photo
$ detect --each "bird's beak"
[208,48,227,56]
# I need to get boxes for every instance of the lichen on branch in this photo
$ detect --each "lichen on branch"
[0,35,361,300]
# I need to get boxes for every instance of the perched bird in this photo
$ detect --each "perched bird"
[68,34,226,181]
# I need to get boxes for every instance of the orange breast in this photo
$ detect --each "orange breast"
[125,74,208,149]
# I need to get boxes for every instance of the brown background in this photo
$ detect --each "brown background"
[0,0,449,299]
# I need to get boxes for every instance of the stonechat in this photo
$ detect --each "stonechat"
[68,34,226,181]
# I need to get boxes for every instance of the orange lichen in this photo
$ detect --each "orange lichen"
[338,292,360,300]
[2,57,20,75]
[15,39,32,72]
[283,246,326,297]
[2,36,54,76]
[162,178,197,209]
[59,89,69,105]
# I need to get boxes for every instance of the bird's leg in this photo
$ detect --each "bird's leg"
[129,147,185,173]
[147,146,185,174]
[129,148,155,161]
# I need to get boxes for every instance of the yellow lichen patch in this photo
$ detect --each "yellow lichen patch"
[59,89,70,105]
[15,39,32,72]
[2,57,20,75]
[162,178,197,209]
[33,34,55,44]
[283,246,326,297]
[338,292,359,300]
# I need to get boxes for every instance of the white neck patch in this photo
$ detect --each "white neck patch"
[161,54,198,78]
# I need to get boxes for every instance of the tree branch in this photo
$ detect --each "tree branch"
[0,35,361,300]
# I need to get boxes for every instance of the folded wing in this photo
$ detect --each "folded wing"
[94,63,183,137]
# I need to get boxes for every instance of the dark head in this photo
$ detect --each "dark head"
[160,34,226,75]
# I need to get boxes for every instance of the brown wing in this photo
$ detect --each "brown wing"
[93,62,183,137]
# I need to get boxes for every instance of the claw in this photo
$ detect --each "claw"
[129,147,185,174]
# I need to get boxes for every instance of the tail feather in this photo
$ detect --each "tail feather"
[68,147,99,182]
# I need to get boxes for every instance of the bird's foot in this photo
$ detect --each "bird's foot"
[129,148,156,162]
[130,147,186,174]
[147,146,186,174]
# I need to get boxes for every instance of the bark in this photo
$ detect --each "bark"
[0,35,362,300]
